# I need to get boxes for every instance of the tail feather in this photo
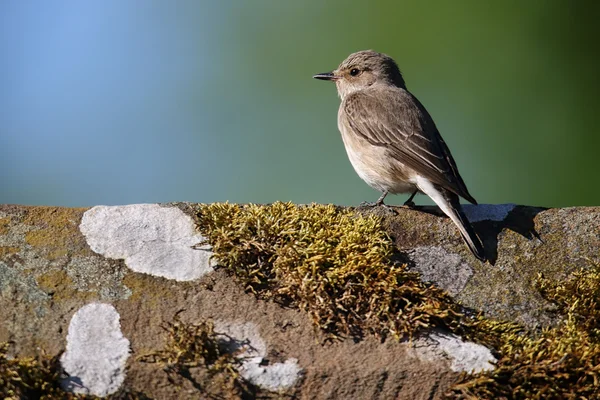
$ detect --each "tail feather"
[416,176,486,261]
[452,206,486,261]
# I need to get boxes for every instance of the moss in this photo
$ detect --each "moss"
[0,342,150,399]
[536,262,600,338]
[447,265,600,399]
[196,202,600,398]
[139,315,255,399]
[196,202,465,341]
[0,342,73,399]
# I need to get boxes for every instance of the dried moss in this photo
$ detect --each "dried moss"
[0,342,148,399]
[537,262,600,339]
[139,315,255,399]
[447,265,600,399]
[196,202,464,340]
[0,342,68,399]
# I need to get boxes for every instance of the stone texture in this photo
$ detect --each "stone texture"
[1,202,598,399]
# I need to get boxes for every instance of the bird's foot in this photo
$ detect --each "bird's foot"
[358,200,396,215]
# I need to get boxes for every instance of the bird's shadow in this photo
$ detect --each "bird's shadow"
[391,204,546,265]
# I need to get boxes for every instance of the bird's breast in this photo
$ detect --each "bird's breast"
[337,112,415,194]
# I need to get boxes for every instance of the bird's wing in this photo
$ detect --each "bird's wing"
[341,88,477,204]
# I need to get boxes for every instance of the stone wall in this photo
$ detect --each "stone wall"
[1,203,598,399]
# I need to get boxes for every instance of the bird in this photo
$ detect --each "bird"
[313,50,486,261]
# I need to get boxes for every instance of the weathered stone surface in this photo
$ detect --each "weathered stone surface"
[1,203,597,399]
[362,204,599,328]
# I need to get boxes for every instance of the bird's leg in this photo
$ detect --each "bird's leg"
[360,191,389,207]
[375,191,388,206]
[403,190,418,208]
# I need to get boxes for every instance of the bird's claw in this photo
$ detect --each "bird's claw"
[358,201,396,215]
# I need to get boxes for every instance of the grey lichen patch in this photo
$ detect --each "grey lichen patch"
[65,256,131,301]
[0,260,50,309]
[408,246,473,296]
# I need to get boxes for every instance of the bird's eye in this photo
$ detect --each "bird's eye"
[350,68,360,76]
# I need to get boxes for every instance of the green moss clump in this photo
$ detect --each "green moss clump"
[139,315,254,399]
[196,202,463,340]
[447,265,600,399]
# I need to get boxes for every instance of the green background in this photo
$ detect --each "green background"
[2,1,599,207]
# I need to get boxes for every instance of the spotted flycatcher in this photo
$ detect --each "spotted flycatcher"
[314,50,486,261]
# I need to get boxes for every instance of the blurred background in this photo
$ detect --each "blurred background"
[1,1,599,208]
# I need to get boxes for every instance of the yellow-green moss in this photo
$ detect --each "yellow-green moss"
[448,265,600,399]
[196,202,465,340]
[139,315,254,398]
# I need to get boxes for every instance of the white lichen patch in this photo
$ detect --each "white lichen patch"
[413,331,496,373]
[409,246,472,295]
[80,204,214,281]
[60,303,130,397]
[215,321,302,391]
[463,203,516,223]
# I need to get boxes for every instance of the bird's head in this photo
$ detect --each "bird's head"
[313,50,406,99]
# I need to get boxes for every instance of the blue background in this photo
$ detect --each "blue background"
[2,1,599,207]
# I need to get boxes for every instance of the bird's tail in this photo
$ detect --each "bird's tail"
[416,177,486,261]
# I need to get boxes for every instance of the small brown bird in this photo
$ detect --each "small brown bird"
[314,50,485,261]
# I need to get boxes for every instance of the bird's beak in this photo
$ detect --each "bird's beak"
[313,71,339,81]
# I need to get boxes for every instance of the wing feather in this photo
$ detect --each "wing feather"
[342,88,477,204]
